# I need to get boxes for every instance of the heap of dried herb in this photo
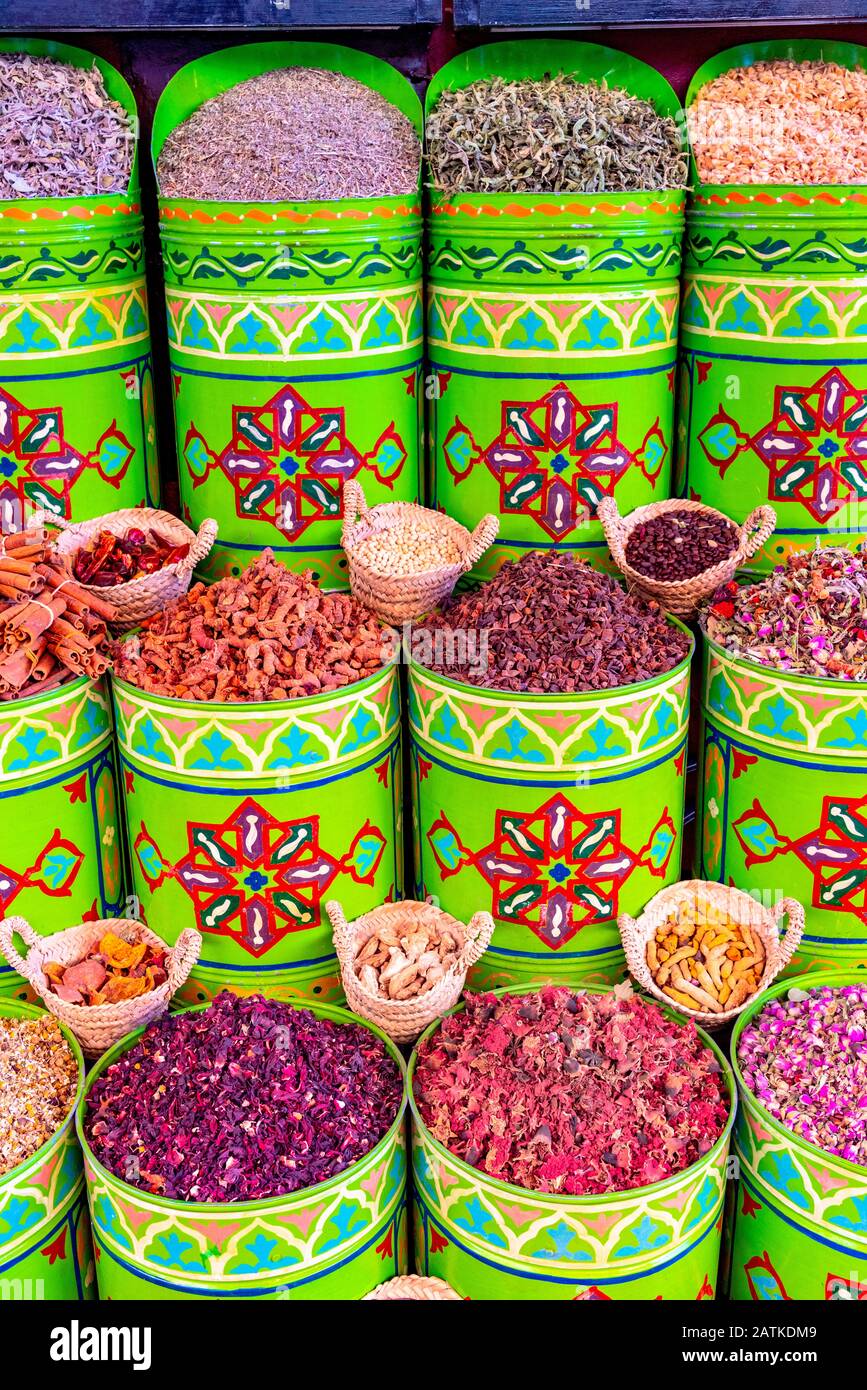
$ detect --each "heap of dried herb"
[427,73,688,195]
[84,992,403,1201]
[0,52,133,199]
[414,985,729,1196]
[0,1014,79,1177]
[157,67,421,202]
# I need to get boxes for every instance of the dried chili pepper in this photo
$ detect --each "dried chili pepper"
[71,528,189,587]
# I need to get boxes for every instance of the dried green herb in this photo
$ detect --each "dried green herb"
[0,53,133,200]
[157,67,421,203]
[427,73,688,195]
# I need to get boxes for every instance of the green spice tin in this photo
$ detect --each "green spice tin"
[409,633,692,989]
[77,1000,408,1300]
[0,1000,94,1301]
[0,38,158,531]
[681,39,867,569]
[426,40,685,580]
[113,662,403,1003]
[410,985,735,1300]
[729,972,867,1301]
[0,676,123,1001]
[152,43,423,586]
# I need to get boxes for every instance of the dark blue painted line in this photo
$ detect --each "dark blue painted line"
[739,1172,867,1258]
[70,1206,84,1301]
[707,724,867,777]
[414,1190,720,1286]
[0,745,112,799]
[488,537,608,551]
[212,538,343,554]
[430,358,672,382]
[119,735,399,795]
[93,1201,404,1297]
[486,942,623,961]
[0,1188,86,1276]
[195,952,335,972]
[0,355,151,383]
[412,735,687,788]
[681,346,867,368]
[175,360,422,384]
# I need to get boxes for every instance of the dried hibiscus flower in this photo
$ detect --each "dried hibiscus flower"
[84,992,403,1202]
[413,985,730,1196]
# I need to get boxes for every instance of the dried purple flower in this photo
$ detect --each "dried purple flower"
[84,992,403,1202]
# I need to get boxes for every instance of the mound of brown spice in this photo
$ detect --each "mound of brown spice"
[157,67,420,202]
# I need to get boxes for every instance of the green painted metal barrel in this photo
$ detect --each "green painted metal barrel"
[0,38,158,533]
[77,999,408,1299]
[0,677,123,1002]
[113,663,402,1004]
[729,973,867,1301]
[0,1000,95,1300]
[680,39,867,570]
[426,41,685,581]
[410,986,735,1299]
[409,635,692,990]
[152,43,423,587]
[698,635,867,976]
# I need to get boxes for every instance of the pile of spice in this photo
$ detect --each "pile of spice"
[738,984,867,1166]
[427,74,688,195]
[352,512,463,577]
[704,549,867,680]
[415,551,689,693]
[112,549,388,702]
[647,895,766,1015]
[44,929,168,1006]
[625,509,739,582]
[0,527,115,699]
[689,59,867,185]
[414,985,729,1195]
[72,527,189,587]
[84,992,403,1200]
[157,67,420,202]
[353,909,461,1002]
[0,52,133,199]
[0,1013,78,1176]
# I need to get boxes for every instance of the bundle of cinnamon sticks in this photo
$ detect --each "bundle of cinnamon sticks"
[0,527,118,700]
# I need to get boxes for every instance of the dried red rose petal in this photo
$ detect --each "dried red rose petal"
[84,992,403,1202]
[413,985,729,1196]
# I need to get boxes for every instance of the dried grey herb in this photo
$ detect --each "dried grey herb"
[427,74,689,195]
[0,53,134,200]
[157,67,421,203]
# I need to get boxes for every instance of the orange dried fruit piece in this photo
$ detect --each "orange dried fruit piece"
[101,975,149,1004]
[43,961,65,982]
[99,931,147,972]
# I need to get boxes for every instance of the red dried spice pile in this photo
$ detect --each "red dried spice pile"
[415,551,689,693]
[84,992,403,1202]
[112,550,389,702]
[44,930,167,1006]
[72,528,189,587]
[414,986,729,1195]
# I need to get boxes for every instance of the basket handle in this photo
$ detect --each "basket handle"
[166,928,202,992]
[326,899,355,964]
[596,497,628,572]
[462,515,499,572]
[770,896,805,969]
[736,506,776,564]
[176,518,218,579]
[617,911,649,981]
[0,916,43,985]
[342,481,369,551]
[457,911,495,969]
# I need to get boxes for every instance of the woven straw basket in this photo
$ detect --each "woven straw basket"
[342,480,499,625]
[0,916,201,1058]
[327,898,495,1045]
[364,1276,462,1300]
[597,497,776,619]
[37,507,218,633]
[618,880,805,1030]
